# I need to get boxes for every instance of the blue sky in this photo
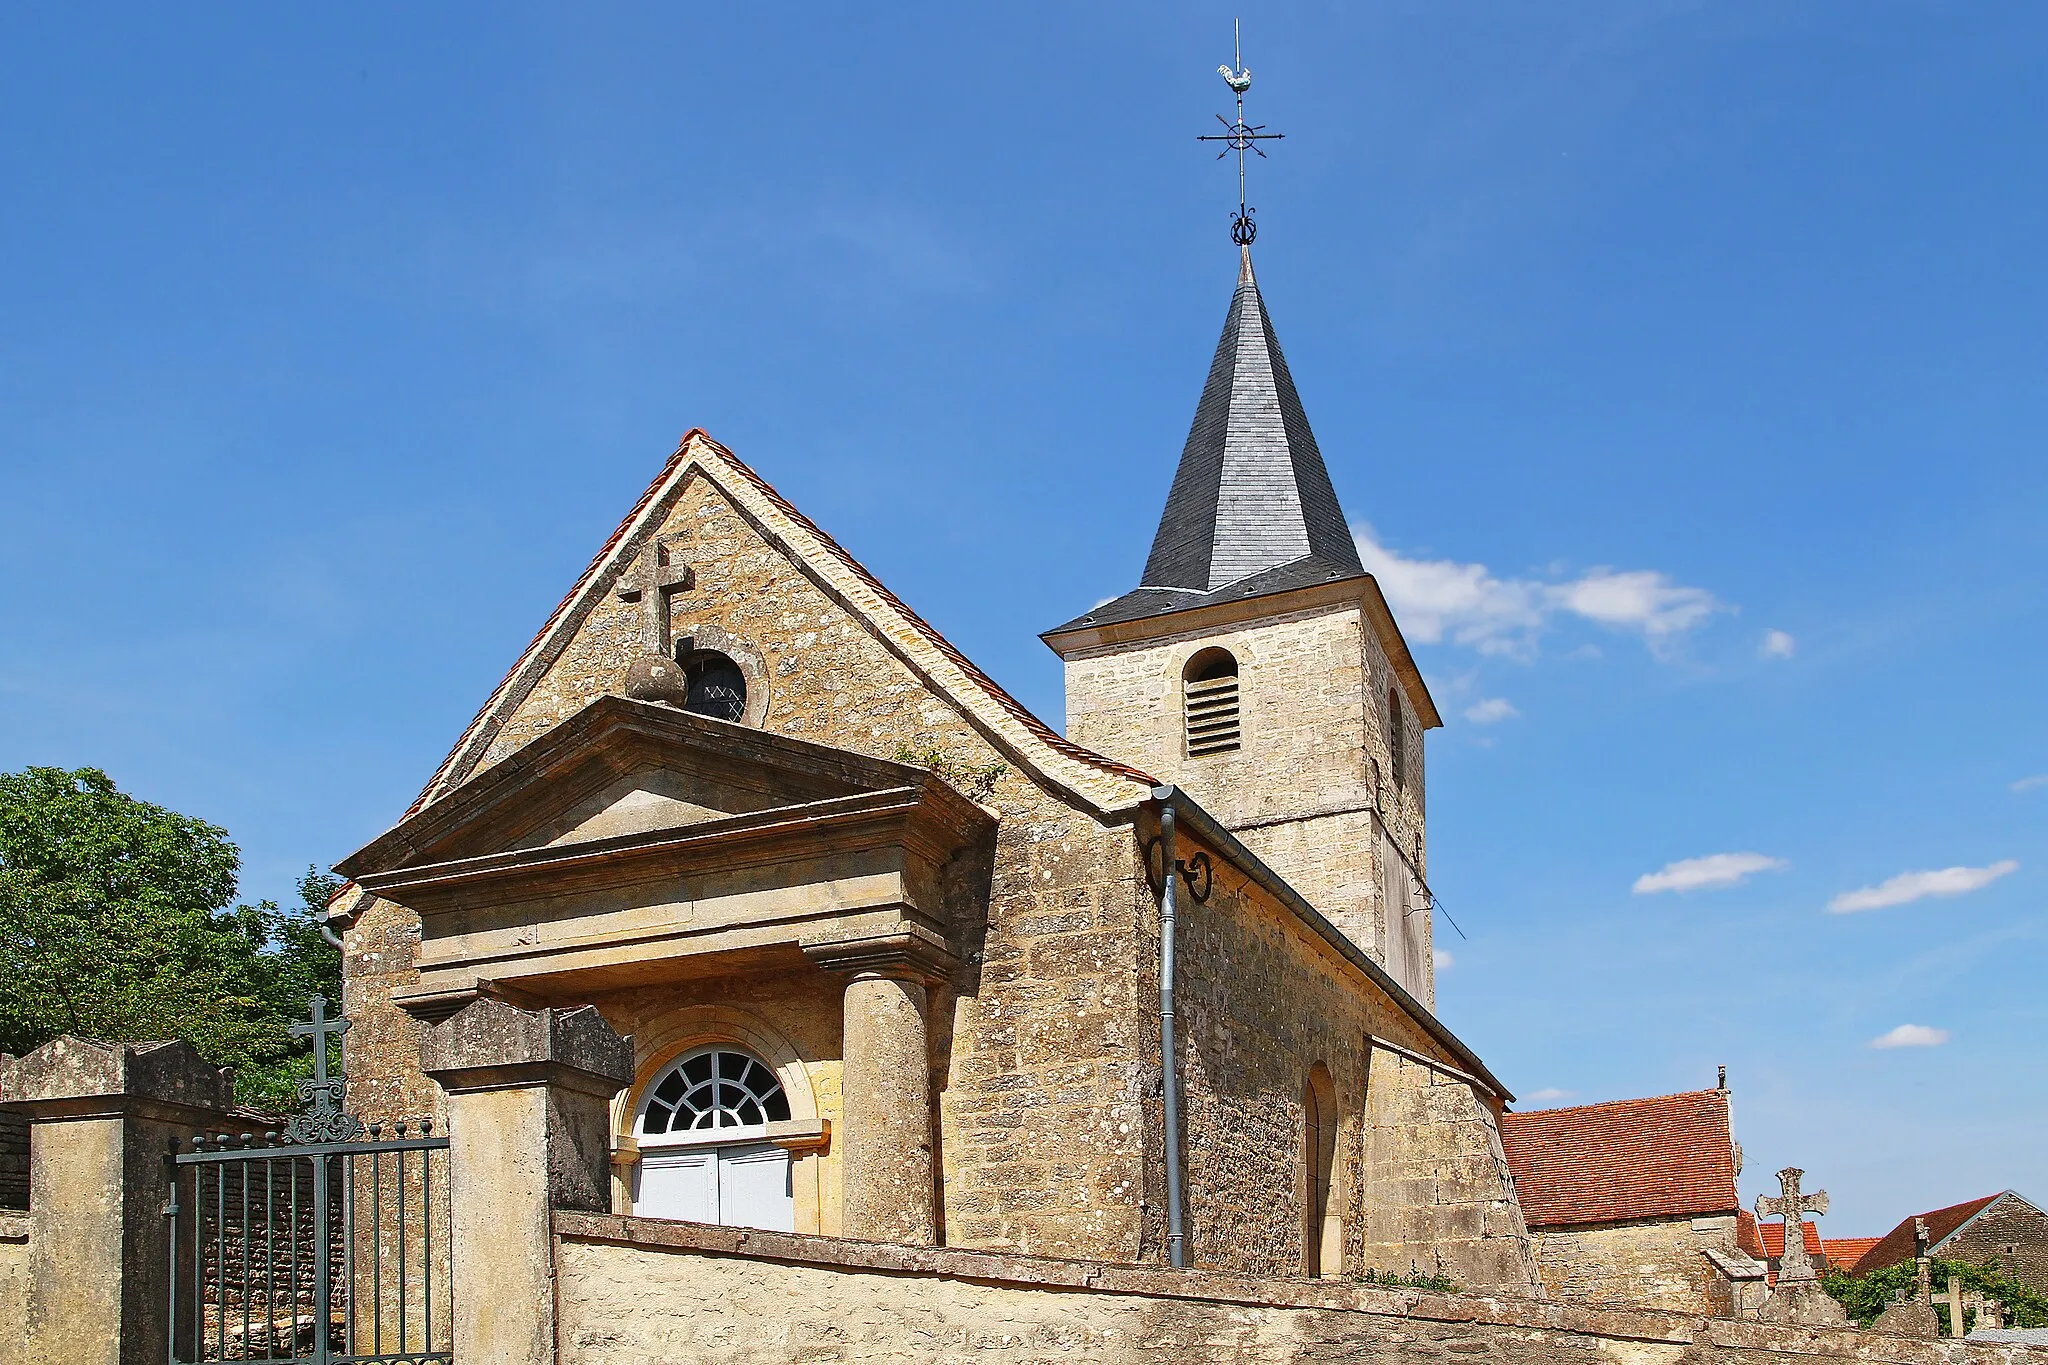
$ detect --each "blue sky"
[2,3,2043,1233]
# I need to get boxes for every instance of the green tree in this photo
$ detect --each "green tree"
[1823,1257,2048,1330]
[0,767,341,1108]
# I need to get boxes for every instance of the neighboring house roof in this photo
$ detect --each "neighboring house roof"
[1500,1088,1739,1228]
[1738,1213,1830,1285]
[404,430,1156,824]
[1854,1193,2013,1275]
[1825,1236,1883,1269]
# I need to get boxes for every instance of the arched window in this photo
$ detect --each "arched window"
[675,649,747,723]
[1387,686,1407,790]
[637,1047,791,1136]
[632,1045,795,1231]
[1304,1064,1340,1277]
[1183,648,1241,757]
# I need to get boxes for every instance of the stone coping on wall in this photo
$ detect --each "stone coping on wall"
[0,1213,26,1242]
[551,1213,2046,1364]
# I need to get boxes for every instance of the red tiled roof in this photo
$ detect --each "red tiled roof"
[1500,1089,1739,1228]
[1825,1236,1883,1269]
[1756,1220,1826,1260]
[1853,1193,2006,1275]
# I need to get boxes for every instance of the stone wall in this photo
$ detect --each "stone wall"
[340,469,1155,1263]
[1945,1197,2048,1295]
[1059,593,1430,999]
[1161,814,1533,1291]
[549,1213,2048,1365]
[1362,1045,1541,1294]
[0,1113,24,1209]
[1529,1215,1740,1312]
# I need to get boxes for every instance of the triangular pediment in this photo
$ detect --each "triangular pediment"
[336,695,941,878]
[396,432,1151,828]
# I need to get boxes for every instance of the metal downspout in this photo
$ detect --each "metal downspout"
[1160,802,1188,1268]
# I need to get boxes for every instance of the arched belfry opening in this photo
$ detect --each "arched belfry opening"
[1387,686,1408,791]
[1183,648,1241,757]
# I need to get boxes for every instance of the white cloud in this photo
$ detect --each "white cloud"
[1354,526,1723,658]
[1871,1024,1950,1050]
[1433,948,1454,970]
[2013,775,2048,793]
[1760,629,1797,659]
[1827,860,2019,914]
[1464,698,1519,725]
[1633,852,1789,895]
[1525,1088,1575,1103]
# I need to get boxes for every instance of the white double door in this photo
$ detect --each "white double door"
[636,1141,793,1232]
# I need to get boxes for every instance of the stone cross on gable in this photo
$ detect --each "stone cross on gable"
[615,537,695,658]
[1756,1166,1829,1283]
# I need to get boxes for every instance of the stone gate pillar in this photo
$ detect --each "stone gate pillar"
[0,1037,234,1365]
[804,930,953,1246]
[421,998,632,1365]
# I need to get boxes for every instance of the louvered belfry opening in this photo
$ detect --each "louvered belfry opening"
[1184,648,1242,757]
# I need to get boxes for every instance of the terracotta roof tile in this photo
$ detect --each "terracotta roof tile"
[1854,1193,2006,1275]
[1500,1089,1738,1228]
[1825,1236,1883,1269]
[1756,1220,1826,1260]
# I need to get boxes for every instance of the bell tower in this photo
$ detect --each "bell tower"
[1042,246,1442,1006]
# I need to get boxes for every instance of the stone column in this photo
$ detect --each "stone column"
[421,998,632,1365]
[805,930,952,1246]
[0,1038,235,1365]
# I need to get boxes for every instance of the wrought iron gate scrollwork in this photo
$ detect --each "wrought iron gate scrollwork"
[166,997,453,1364]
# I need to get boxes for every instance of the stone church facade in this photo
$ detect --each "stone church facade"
[326,245,1541,1292]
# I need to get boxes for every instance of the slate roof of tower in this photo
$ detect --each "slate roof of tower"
[1049,247,1365,635]
[1500,1089,1740,1228]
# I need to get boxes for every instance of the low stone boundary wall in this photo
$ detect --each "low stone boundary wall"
[552,1213,2048,1365]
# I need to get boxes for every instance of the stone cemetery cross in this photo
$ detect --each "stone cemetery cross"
[616,538,695,658]
[1756,1166,1829,1283]
[1914,1217,1934,1307]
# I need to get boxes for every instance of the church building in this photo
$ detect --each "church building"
[328,243,1543,1292]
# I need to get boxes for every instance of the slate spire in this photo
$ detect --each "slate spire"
[1142,246,1362,594]
[1043,247,1367,639]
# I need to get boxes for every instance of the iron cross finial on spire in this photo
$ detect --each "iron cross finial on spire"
[1198,18,1285,245]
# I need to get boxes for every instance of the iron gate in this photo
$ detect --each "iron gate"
[166,998,452,1364]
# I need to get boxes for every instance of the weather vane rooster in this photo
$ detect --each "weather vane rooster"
[1199,20,1283,245]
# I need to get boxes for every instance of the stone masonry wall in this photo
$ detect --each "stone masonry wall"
[550,1214,2048,1365]
[0,1113,25,1209]
[1364,1047,1542,1295]
[341,468,1153,1263]
[1158,815,1526,1289]
[1529,1216,1736,1312]
[1060,595,1429,997]
[1944,1197,2048,1295]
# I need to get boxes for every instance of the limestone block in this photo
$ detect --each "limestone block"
[1,1037,236,1365]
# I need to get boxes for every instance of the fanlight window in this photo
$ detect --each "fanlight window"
[1183,648,1241,757]
[637,1048,791,1137]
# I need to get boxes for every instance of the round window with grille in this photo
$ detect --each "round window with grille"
[635,1047,792,1138]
